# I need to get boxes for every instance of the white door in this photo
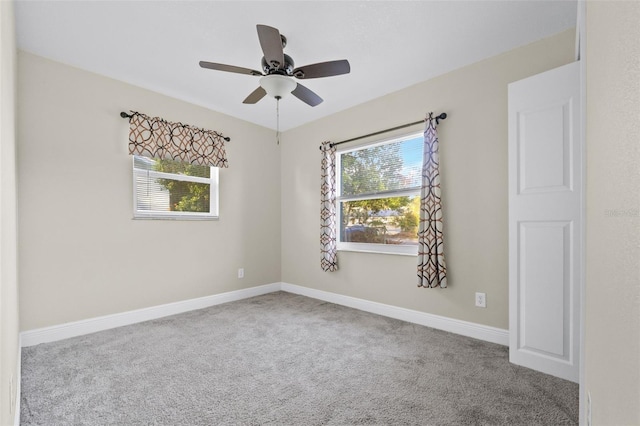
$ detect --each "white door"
[508,61,581,383]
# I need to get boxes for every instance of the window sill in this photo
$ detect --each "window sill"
[132,215,219,221]
[337,243,417,256]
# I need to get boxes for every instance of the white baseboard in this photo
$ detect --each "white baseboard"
[20,283,281,347]
[20,281,508,349]
[280,282,509,346]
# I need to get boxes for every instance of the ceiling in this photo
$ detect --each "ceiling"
[15,1,577,131]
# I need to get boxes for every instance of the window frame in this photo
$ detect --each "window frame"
[132,155,219,220]
[336,131,423,256]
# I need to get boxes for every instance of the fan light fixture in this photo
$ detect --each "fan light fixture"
[259,75,296,99]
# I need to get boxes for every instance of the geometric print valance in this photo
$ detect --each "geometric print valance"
[126,111,229,168]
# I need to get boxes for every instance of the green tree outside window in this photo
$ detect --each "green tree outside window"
[154,159,211,213]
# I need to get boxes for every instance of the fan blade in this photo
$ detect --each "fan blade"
[292,83,323,107]
[256,25,284,69]
[293,60,350,79]
[242,86,267,104]
[199,61,262,76]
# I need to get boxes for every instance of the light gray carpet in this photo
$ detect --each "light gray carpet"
[21,292,578,425]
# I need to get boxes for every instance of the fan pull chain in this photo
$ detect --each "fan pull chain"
[276,97,281,145]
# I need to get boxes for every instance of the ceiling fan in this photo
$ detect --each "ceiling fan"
[199,24,351,107]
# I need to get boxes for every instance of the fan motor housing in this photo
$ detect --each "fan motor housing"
[262,54,294,76]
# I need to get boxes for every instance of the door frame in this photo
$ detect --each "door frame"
[577,0,587,424]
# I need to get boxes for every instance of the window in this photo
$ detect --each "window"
[337,132,423,255]
[133,155,219,219]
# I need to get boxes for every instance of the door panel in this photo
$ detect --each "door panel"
[519,221,570,359]
[518,103,572,193]
[508,61,581,382]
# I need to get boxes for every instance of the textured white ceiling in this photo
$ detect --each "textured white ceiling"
[15,1,577,131]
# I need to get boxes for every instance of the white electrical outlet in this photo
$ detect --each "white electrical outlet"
[475,292,486,308]
[238,268,244,279]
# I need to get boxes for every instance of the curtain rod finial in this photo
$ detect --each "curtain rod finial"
[120,111,130,119]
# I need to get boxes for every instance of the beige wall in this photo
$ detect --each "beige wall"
[0,1,19,424]
[281,29,575,330]
[18,52,281,331]
[584,1,640,424]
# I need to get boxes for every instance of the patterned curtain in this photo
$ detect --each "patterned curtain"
[320,141,338,272]
[127,111,229,168]
[417,113,447,288]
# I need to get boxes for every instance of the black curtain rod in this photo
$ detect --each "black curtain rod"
[319,112,446,150]
[120,111,231,142]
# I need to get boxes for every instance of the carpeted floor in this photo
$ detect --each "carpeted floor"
[21,292,578,425]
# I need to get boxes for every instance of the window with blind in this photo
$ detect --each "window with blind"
[133,155,219,219]
[337,132,423,255]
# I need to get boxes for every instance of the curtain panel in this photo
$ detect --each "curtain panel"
[417,114,447,288]
[320,141,338,272]
[127,111,229,168]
